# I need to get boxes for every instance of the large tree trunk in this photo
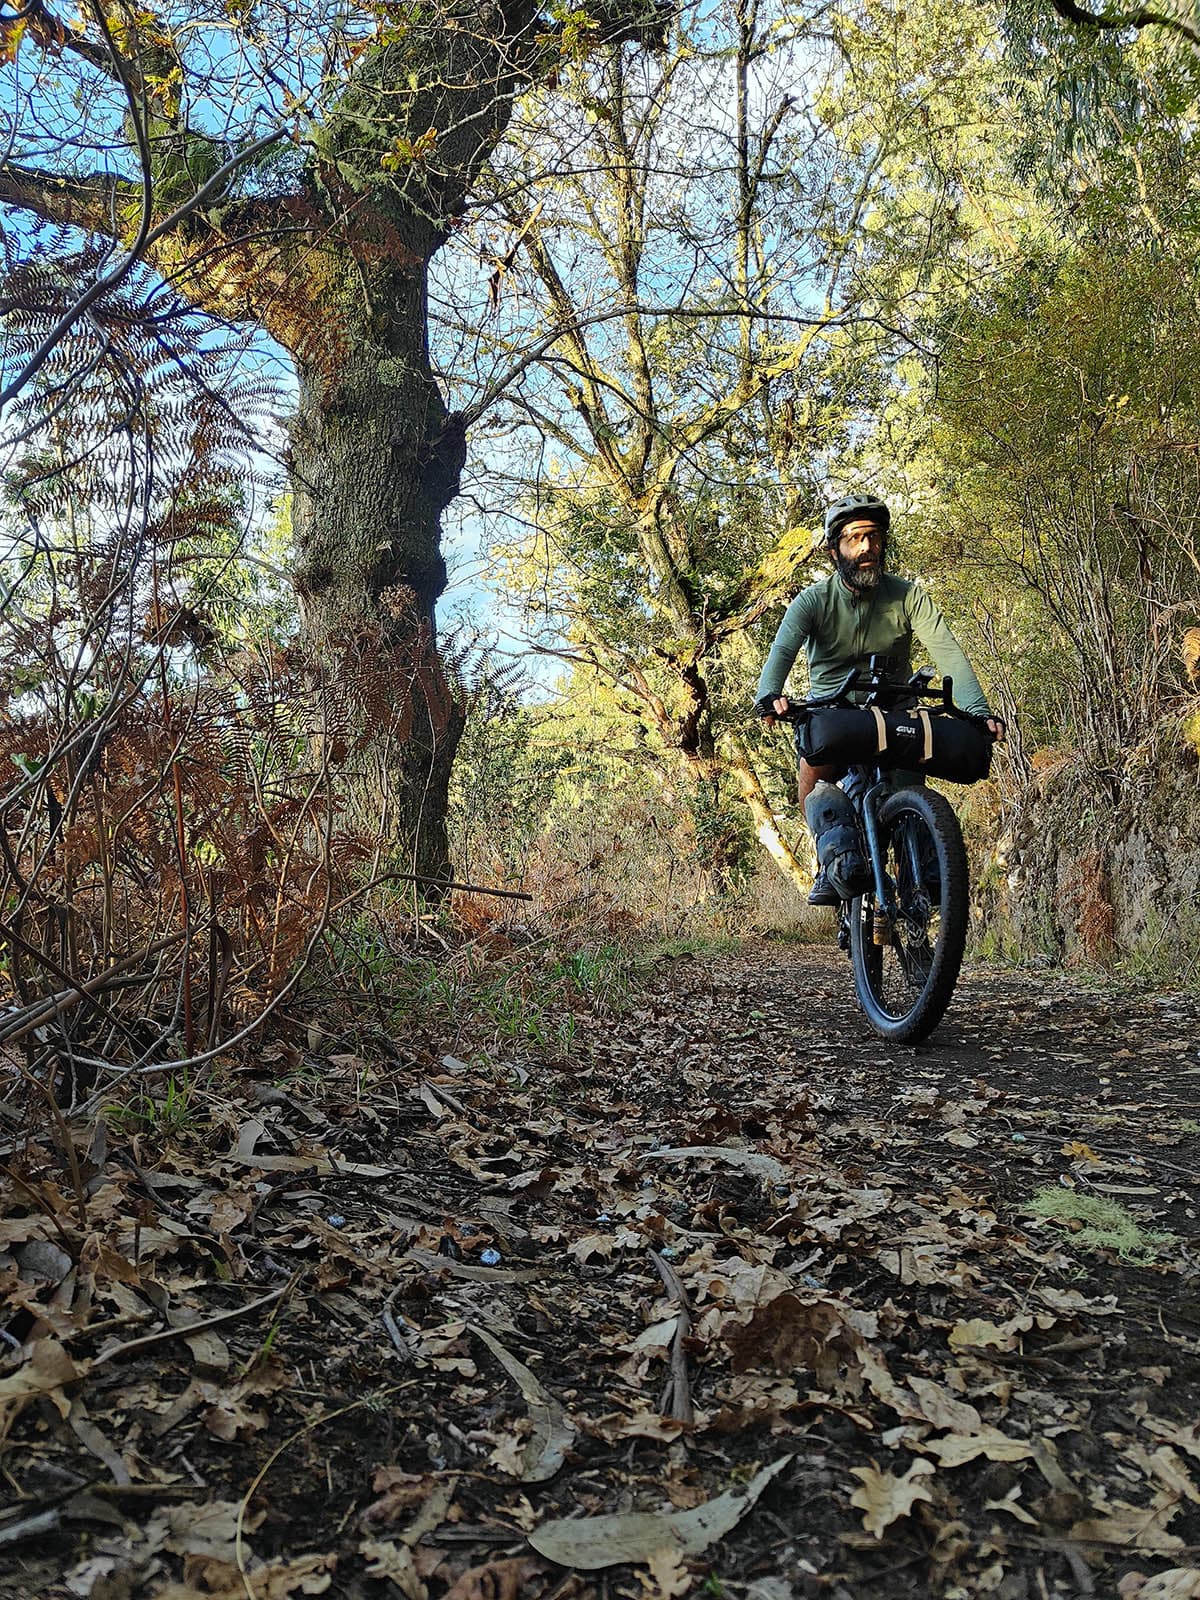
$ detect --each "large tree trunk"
[288,267,467,883]
[0,0,669,888]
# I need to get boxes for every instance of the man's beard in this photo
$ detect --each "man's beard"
[836,549,883,593]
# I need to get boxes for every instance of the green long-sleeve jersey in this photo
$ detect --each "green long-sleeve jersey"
[755,573,991,717]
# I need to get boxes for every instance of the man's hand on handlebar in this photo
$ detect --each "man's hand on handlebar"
[985,717,1006,743]
[755,694,790,727]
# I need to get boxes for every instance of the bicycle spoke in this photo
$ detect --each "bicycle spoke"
[848,787,968,1043]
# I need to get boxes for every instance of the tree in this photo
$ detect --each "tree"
[455,0,1015,889]
[0,0,666,880]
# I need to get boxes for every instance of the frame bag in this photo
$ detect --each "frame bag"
[799,706,992,784]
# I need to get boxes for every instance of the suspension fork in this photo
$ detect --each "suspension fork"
[859,778,899,920]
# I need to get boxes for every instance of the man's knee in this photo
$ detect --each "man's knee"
[797,758,838,807]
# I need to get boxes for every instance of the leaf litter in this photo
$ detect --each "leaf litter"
[1,943,1199,1597]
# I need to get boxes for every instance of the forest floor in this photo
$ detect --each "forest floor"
[2,941,1200,1600]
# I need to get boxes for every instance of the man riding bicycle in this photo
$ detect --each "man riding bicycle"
[755,494,1005,906]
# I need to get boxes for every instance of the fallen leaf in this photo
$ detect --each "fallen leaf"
[362,1470,440,1529]
[645,1146,791,1187]
[725,1295,865,1393]
[1144,1418,1200,1463]
[529,1455,791,1569]
[1062,1140,1102,1162]
[848,1460,935,1538]
[1118,1570,1200,1599]
[470,1324,576,1481]
[1069,1490,1184,1552]
[398,1478,458,1548]
[405,1246,537,1283]
[441,1557,543,1599]
[641,1544,694,1597]
[360,1538,426,1598]
[0,1337,80,1442]
[947,1315,1035,1352]
[906,1377,981,1433]
[159,1499,263,1563]
[924,1427,1034,1468]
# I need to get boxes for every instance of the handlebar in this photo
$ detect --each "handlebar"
[769,659,968,720]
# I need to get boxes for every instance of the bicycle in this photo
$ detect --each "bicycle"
[777,657,995,1044]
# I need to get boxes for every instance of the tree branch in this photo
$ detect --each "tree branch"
[0,124,288,408]
[0,164,137,236]
[1045,0,1200,46]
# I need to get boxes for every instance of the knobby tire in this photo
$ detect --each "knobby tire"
[848,785,968,1044]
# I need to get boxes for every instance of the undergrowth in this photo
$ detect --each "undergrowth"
[1025,1186,1175,1264]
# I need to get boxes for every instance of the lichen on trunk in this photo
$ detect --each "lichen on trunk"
[288,272,467,883]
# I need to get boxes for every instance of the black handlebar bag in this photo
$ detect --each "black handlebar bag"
[798,706,992,784]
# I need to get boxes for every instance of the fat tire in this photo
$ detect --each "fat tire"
[848,785,968,1044]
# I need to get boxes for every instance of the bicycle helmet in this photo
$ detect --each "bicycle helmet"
[823,494,890,549]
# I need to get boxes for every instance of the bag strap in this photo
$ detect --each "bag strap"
[869,707,887,754]
[919,709,933,762]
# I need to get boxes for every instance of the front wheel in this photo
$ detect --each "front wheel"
[848,786,968,1043]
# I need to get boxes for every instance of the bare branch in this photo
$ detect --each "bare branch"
[1045,0,1200,46]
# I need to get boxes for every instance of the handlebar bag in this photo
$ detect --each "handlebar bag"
[798,708,882,767]
[799,707,992,784]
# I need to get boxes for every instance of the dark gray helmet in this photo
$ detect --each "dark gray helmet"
[823,494,890,548]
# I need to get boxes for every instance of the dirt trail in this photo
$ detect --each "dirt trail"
[3,946,1199,1599]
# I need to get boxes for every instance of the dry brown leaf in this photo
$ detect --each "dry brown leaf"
[398,1478,458,1548]
[173,1554,336,1599]
[645,1145,791,1187]
[1118,1570,1200,1599]
[362,1469,440,1529]
[158,1499,263,1563]
[182,1330,231,1373]
[203,1393,268,1440]
[877,1243,978,1289]
[79,1232,141,1285]
[0,1336,80,1442]
[1126,1445,1200,1504]
[848,1460,935,1538]
[1034,1284,1115,1315]
[725,1295,867,1396]
[1144,1417,1200,1463]
[529,1456,791,1569]
[470,1323,576,1481]
[360,1538,427,1599]
[1069,1489,1185,1551]
[585,1409,693,1443]
[924,1427,1033,1468]
[906,1376,981,1433]
[946,1315,1036,1352]
[209,1191,255,1234]
[691,1258,795,1318]
[567,1231,615,1263]
[641,1544,694,1598]
[405,1245,537,1283]
[441,1556,543,1599]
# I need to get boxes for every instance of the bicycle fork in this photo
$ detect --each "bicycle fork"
[859,780,901,943]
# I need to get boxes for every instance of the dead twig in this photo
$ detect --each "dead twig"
[92,1275,301,1368]
[649,1246,695,1425]
[381,1284,420,1362]
[0,1508,61,1548]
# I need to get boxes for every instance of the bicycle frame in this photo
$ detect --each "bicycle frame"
[770,655,979,1041]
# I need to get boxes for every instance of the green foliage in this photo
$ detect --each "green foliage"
[1026,1185,1175,1264]
[916,244,1200,764]
[106,1073,198,1142]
